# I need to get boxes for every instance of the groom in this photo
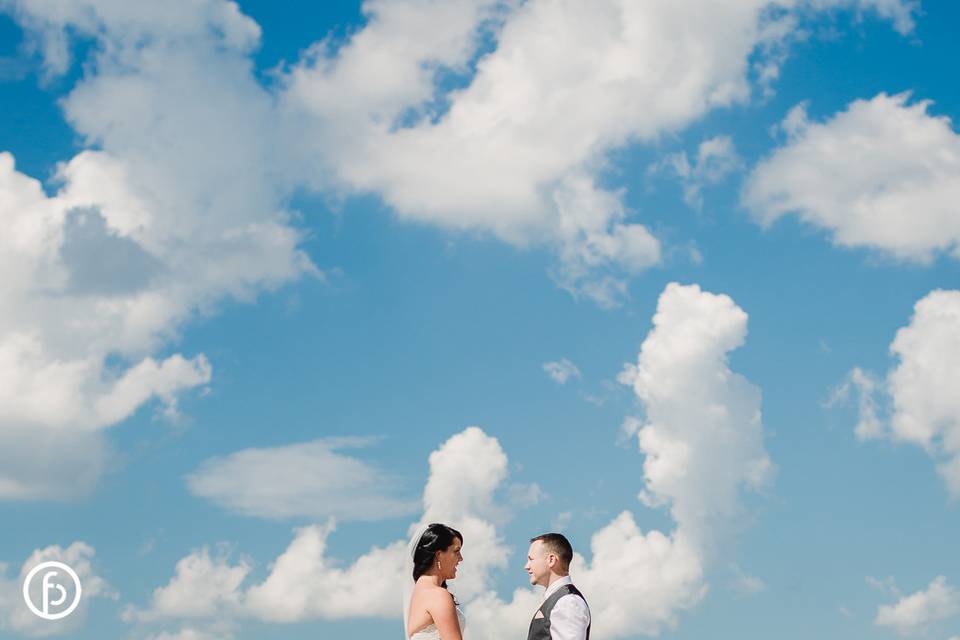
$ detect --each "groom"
[524,533,591,640]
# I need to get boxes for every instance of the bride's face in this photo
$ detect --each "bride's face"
[436,537,464,580]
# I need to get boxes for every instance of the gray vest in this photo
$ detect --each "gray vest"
[527,584,590,640]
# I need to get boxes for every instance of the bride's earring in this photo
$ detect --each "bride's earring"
[437,560,442,573]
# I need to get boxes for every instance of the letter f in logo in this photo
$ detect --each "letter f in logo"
[42,571,67,613]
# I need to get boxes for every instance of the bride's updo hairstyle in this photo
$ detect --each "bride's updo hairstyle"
[412,523,463,585]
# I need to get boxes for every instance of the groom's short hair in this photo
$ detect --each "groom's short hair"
[530,533,573,569]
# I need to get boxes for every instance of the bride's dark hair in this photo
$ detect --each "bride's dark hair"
[412,523,463,587]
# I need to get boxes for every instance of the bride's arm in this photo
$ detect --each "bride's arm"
[426,591,462,640]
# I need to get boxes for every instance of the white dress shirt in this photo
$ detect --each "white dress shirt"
[542,576,591,640]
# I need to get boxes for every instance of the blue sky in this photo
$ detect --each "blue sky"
[1,1,959,639]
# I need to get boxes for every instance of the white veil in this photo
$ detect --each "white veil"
[402,523,430,639]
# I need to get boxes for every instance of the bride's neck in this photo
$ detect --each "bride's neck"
[417,573,444,587]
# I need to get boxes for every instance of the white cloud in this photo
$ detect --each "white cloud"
[572,514,706,638]
[506,483,545,509]
[0,422,109,502]
[868,575,901,598]
[617,363,639,387]
[244,522,409,622]
[875,576,960,636]
[622,283,773,546]
[888,292,960,465]
[0,154,217,499]
[744,93,960,263]
[651,136,743,210]
[543,358,582,385]
[729,565,766,596]
[0,326,209,433]
[552,511,572,531]
[834,0,919,34]
[7,0,261,79]
[568,282,771,637]
[185,437,418,521]
[0,541,114,637]
[465,587,546,640]
[124,544,250,624]
[620,415,643,440]
[841,290,960,497]
[548,175,661,307]
[0,0,317,499]
[285,0,915,306]
[828,367,884,440]
[124,511,412,628]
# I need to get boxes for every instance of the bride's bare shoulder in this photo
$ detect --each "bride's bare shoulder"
[417,584,455,609]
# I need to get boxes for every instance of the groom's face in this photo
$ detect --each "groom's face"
[524,540,552,587]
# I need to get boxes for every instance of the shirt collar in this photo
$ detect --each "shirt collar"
[543,575,572,600]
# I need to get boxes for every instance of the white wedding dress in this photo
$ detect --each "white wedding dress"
[409,606,466,639]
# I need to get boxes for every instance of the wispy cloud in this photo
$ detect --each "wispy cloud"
[543,358,581,385]
[649,136,743,211]
[186,437,418,522]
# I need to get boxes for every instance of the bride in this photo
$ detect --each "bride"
[404,523,465,640]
